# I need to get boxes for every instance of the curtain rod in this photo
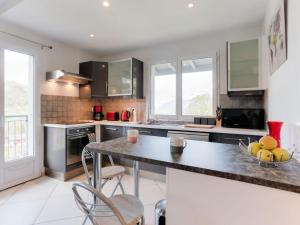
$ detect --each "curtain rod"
[0,30,53,50]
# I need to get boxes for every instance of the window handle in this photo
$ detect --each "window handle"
[0,116,4,128]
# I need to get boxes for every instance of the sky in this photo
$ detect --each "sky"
[4,49,33,85]
[154,70,213,115]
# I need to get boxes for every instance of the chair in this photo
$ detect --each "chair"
[82,133,126,197]
[72,182,144,225]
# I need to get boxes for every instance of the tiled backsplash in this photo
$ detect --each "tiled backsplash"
[99,98,146,122]
[42,94,263,124]
[41,95,146,124]
[41,95,100,123]
[219,94,264,109]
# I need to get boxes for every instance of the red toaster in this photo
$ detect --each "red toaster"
[106,112,120,121]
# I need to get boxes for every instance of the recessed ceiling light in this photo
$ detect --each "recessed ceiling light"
[188,3,194,8]
[102,1,110,7]
[89,34,95,38]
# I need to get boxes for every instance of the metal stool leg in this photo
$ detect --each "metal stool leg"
[109,174,125,196]
[117,175,125,194]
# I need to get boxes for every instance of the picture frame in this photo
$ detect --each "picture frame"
[268,0,288,75]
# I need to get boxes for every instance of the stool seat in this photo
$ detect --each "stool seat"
[102,166,126,179]
[94,194,144,225]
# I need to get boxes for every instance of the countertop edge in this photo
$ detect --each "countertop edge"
[43,121,267,136]
[86,145,300,194]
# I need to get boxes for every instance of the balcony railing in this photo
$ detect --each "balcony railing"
[5,115,29,162]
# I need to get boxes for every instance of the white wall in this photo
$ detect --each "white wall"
[264,0,300,122]
[264,0,300,155]
[100,25,263,96]
[0,21,102,97]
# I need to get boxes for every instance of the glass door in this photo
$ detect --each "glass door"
[108,59,132,96]
[0,48,37,190]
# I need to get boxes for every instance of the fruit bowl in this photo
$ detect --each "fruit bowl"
[239,140,296,167]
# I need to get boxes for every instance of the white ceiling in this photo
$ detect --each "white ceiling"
[0,0,268,56]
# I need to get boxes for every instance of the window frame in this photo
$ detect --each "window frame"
[149,53,218,121]
[179,54,218,121]
[149,58,178,120]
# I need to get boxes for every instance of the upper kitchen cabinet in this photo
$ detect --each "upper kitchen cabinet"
[108,58,144,99]
[79,61,108,98]
[227,38,264,96]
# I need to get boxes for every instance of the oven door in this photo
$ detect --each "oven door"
[66,133,89,166]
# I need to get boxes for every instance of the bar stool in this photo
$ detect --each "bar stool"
[73,182,144,225]
[82,133,126,196]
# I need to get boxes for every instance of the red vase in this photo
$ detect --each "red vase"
[267,121,283,147]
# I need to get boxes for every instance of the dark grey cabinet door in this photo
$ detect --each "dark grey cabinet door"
[210,133,261,145]
[101,125,125,142]
[127,127,167,137]
[132,58,143,99]
[79,61,108,98]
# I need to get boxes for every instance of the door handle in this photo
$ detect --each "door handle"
[105,127,118,131]
[139,130,152,135]
[0,116,4,128]
[106,82,108,94]
[223,137,246,141]
[68,135,86,140]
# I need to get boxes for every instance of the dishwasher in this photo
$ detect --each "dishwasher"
[167,131,210,142]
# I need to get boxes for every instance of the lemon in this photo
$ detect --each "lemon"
[257,149,273,162]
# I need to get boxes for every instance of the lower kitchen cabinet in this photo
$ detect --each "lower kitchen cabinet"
[100,125,166,175]
[44,125,95,181]
[128,127,168,137]
[126,127,167,174]
[101,125,125,141]
[209,133,262,145]
[100,125,125,165]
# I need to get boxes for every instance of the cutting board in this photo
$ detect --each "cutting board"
[184,124,215,129]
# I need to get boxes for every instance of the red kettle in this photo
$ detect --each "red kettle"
[121,110,131,121]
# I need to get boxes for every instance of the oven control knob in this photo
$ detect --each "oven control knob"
[76,130,79,132]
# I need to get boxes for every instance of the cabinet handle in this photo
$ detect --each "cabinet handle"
[223,137,246,141]
[106,82,108,94]
[105,127,118,131]
[140,130,152,135]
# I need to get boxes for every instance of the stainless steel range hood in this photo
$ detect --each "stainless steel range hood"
[46,70,92,85]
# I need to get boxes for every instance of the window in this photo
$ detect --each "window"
[4,50,34,161]
[150,56,215,119]
[182,58,213,116]
[151,62,177,116]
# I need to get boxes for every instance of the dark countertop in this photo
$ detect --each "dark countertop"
[86,135,300,194]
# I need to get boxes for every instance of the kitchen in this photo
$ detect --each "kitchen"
[0,0,300,225]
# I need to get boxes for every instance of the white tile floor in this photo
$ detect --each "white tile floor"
[0,174,166,225]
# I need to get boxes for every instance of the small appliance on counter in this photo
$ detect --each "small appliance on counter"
[194,117,216,126]
[106,112,120,121]
[222,108,265,130]
[121,109,131,122]
[93,105,104,121]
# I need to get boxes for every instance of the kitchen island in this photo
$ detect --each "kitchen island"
[86,135,300,225]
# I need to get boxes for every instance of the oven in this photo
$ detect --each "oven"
[66,126,95,166]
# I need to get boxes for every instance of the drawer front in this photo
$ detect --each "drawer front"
[210,133,261,145]
[101,125,125,141]
[127,127,167,137]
